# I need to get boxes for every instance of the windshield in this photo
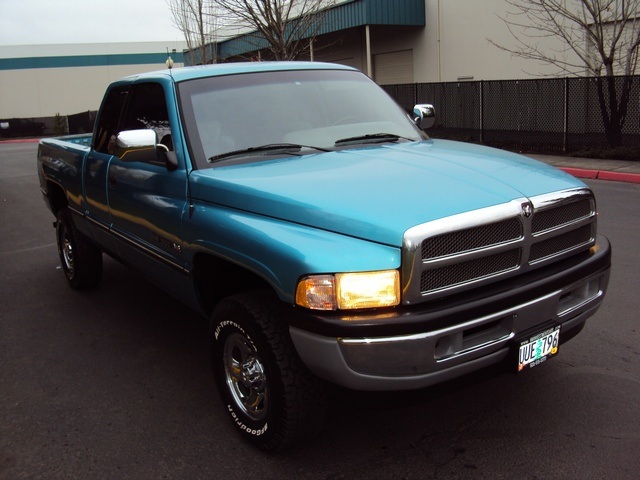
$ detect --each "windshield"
[177,68,426,169]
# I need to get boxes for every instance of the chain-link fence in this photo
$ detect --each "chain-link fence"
[4,77,639,154]
[383,75,640,153]
[68,111,97,135]
[0,111,97,139]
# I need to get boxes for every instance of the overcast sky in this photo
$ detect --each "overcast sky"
[0,0,184,46]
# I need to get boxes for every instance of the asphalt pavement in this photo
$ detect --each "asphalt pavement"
[2,140,639,479]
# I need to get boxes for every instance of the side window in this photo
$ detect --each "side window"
[120,83,173,152]
[94,86,129,154]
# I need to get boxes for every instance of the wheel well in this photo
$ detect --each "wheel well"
[47,181,68,217]
[193,253,272,316]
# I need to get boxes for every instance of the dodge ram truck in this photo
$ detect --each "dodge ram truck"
[37,62,611,451]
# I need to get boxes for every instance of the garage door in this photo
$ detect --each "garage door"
[373,50,414,85]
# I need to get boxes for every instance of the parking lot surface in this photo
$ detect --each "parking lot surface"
[2,142,639,479]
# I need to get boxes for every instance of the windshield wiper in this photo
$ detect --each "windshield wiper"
[334,133,414,147]
[208,143,330,163]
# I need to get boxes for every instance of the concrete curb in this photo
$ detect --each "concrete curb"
[0,138,41,144]
[559,167,640,185]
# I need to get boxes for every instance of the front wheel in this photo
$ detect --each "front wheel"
[210,291,327,451]
[55,208,103,289]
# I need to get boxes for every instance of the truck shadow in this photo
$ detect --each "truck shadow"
[50,256,573,478]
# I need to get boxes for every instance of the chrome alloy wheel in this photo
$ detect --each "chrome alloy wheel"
[222,331,268,421]
[60,230,75,276]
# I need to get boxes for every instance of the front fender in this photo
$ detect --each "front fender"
[184,203,401,304]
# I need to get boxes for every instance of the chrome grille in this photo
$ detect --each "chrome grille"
[421,218,522,260]
[532,198,592,233]
[402,188,597,305]
[529,224,594,263]
[421,249,521,292]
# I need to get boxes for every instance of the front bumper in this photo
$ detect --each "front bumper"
[287,235,611,391]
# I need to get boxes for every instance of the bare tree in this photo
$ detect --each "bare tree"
[168,0,219,64]
[490,0,640,147]
[215,0,338,61]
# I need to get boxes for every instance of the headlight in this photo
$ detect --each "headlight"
[296,270,400,311]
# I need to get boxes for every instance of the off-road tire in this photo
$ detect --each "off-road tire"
[210,291,327,452]
[56,208,103,289]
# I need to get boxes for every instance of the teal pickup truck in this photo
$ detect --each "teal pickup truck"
[38,62,611,451]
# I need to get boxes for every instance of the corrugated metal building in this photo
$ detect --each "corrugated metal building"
[196,0,427,83]
[189,0,573,85]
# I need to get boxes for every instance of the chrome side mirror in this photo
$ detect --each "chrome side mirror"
[413,104,435,130]
[115,129,177,170]
[115,129,157,161]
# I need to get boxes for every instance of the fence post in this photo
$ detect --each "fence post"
[479,80,484,144]
[563,77,569,153]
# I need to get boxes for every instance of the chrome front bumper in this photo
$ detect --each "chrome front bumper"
[289,239,610,391]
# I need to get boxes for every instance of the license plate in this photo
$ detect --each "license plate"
[517,325,560,371]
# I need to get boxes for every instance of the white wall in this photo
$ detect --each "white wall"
[418,0,574,82]
[2,65,148,118]
[0,42,186,118]
[317,1,580,84]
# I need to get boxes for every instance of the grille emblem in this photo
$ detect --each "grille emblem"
[522,202,533,218]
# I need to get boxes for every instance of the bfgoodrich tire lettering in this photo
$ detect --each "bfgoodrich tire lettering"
[210,291,327,451]
[55,208,103,289]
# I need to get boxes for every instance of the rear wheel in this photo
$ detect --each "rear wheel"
[56,208,103,289]
[210,291,326,451]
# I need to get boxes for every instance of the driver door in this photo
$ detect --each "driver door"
[106,81,190,284]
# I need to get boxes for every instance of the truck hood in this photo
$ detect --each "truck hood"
[189,139,585,247]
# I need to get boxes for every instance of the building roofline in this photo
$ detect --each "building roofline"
[187,0,425,63]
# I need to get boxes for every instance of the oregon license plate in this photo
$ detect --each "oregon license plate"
[517,325,560,371]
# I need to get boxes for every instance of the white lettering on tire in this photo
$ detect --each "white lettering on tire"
[227,404,268,436]
[216,320,266,436]
[215,320,247,340]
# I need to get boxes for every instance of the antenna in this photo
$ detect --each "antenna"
[166,47,174,71]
